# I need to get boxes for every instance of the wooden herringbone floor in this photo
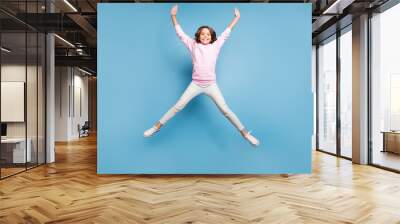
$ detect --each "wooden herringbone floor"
[1,134,400,224]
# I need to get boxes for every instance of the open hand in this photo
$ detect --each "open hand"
[234,8,240,18]
[171,5,178,16]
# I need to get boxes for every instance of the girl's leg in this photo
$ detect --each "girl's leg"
[204,84,244,131]
[205,84,259,146]
[144,82,202,137]
[159,82,202,124]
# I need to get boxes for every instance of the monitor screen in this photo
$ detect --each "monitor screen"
[1,123,7,137]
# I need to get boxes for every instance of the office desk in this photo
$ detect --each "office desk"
[1,138,32,163]
[381,131,400,154]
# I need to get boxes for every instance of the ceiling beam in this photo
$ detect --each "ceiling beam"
[67,13,97,39]
[55,55,96,72]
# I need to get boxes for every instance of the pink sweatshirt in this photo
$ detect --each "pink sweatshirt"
[174,24,231,84]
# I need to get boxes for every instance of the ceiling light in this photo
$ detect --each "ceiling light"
[1,47,11,53]
[323,0,343,14]
[78,67,93,76]
[63,0,78,12]
[54,34,75,48]
[322,0,355,15]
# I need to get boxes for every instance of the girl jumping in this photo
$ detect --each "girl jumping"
[144,5,260,147]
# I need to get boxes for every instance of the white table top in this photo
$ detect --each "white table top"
[1,138,30,143]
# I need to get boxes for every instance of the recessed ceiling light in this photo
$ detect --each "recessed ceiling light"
[78,67,93,76]
[322,0,354,15]
[63,0,78,12]
[1,47,11,53]
[54,34,75,48]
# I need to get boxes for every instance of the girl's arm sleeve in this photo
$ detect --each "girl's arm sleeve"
[174,24,194,50]
[214,27,232,49]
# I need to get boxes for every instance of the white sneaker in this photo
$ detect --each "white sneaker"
[243,131,260,147]
[143,126,160,137]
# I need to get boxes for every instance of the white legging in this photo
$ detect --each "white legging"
[159,82,245,131]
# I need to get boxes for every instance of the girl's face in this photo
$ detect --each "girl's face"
[199,28,212,45]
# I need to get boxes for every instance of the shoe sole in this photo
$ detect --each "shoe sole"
[144,129,160,138]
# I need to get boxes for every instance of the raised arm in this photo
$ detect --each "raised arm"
[227,8,240,30]
[170,5,194,50]
[215,8,240,48]
[170,5,179,26]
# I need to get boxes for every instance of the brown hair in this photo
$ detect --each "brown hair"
[195,26,217,44]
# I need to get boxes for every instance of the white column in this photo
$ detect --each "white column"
[46,1,55,163]
[352,14,369,164]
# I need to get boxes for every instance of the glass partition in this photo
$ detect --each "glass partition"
[0,1,46,179]
[1,31,28,177]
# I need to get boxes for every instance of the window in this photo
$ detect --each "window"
[339,28,352,158]
[317,35,337,154]
[371,3,400,171]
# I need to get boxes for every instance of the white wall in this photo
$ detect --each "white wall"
[55,66,89,141]
[1,65,41,137]
[1,65,26,134]
[70,72,89,139]
[55,66,69,141]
